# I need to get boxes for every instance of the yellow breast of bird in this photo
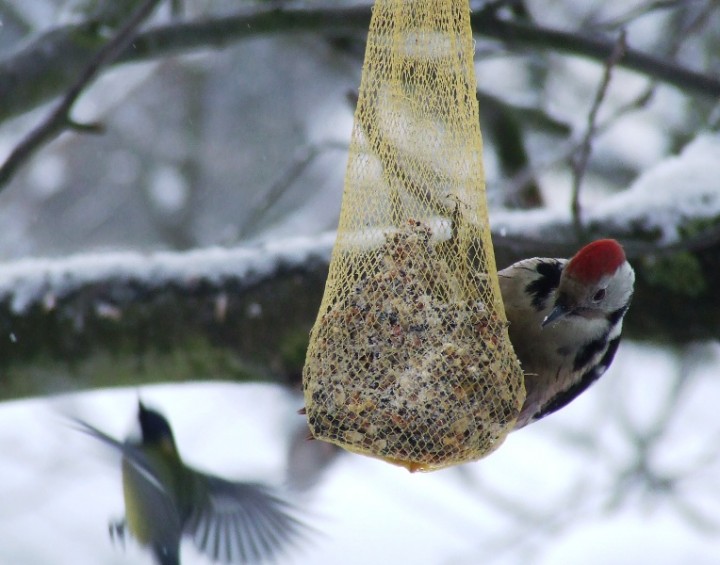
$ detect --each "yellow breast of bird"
[121,450,184,546]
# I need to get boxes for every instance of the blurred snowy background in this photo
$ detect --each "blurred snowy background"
[0,0,719,564]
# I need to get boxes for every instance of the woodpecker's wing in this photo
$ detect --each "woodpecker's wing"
[184,471,309,564]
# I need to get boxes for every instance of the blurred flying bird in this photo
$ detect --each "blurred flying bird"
[74,400,308,565]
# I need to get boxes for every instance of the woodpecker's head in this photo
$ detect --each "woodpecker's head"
[542,239,635,327]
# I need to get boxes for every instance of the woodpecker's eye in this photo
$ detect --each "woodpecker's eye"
[593,288,606,302]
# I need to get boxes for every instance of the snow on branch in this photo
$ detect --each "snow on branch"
[0,233,335,315]
[0,233,334,399]
[593,133,720,246]
[0,155,717,386]
[492,133,720,259]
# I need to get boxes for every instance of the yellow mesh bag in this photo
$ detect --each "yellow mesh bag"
[302,0,525,472]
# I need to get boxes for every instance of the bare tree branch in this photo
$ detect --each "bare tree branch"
[0,0,164,190]
[125,5,720,97]
[596,0,688,29]
[472,6,720,98]
[570,30,628,232]
[1,3,719,127]
[498,84,655,212]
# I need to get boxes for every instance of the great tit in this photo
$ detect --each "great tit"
[74,400,307,565]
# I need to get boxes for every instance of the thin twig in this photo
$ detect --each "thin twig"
[501,0,717,209]
[0,0,164,190]
[238,140,348,239]
[570,29,628,234]
[498,84,653,206]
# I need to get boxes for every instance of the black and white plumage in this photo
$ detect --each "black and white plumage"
[498,239,635,429]
[74,401,309,565]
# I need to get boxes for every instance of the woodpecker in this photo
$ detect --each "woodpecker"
[498,239,635,429]
[74,401,308,565]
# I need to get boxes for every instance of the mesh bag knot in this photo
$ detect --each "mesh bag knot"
[302,0,525,471]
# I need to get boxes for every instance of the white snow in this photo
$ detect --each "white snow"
[594,132,720,243]
[0,342,719,564]
[490,206,570,238]
[491,132,720,244]
[0,232,336,314]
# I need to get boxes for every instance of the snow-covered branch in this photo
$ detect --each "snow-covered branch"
[0,157,718,399]
[0,235,334,399]
[492,134,720,259]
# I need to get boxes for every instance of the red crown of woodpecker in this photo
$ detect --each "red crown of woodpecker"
[565,239,626,283]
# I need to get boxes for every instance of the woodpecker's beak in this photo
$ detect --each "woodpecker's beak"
[542,303,570,327]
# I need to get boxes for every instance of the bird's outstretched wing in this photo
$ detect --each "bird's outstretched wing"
[70,418,169,497]
[184,472,309,564]
[71,417,126,450]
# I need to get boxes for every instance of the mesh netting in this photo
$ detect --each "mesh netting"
[302,0,525,471]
